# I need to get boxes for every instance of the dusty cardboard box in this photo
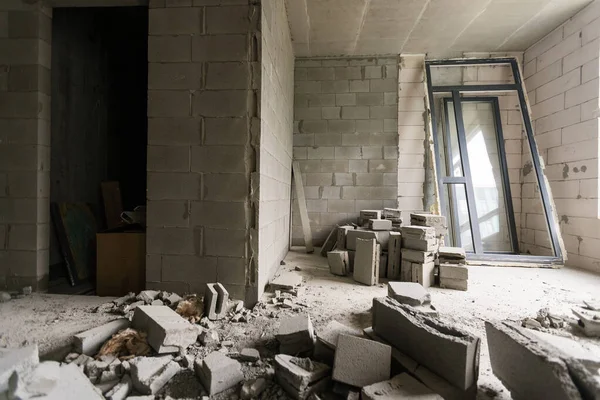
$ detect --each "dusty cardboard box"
[97,232,146,296]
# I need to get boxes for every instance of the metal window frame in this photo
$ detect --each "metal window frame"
[425,58,563,264]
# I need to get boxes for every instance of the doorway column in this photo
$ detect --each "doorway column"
[0,2,52,290]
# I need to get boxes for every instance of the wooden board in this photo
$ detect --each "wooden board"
[101,181,124,229]
[51,202,98,286]
[292,161,314,254]
[320,225,338,257]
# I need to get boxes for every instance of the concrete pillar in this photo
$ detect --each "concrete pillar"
[146,0,260,304]
[0,1,52,290]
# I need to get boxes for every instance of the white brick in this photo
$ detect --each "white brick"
[582,17,600,44]
[531,94,564,119]
[334,66,361,80]
[563,38,600,73]
[307,147,334,160]
[335,173,354,186]
[579,178,599,198]
[307,67,335,81]
[398,111,424,126]
[565,78,599,108]
[525,27,564,63]
[582,57,599,83]
[322,80,350,93]
[563,1,600,37]
[548,138,598,164]
[535,129,561,149]
[149,8,202,35]
[321,186,341,199]
[581,98,599,121]
[553,198,598,218]
[523,60,536,78]
[536,68,580,102]
[524,60,562,91]
[334,146,361,160]
[349,80,369,93]
[399,68,423,83]
[341,106,370,120]
[349,160,368,173]
[561,119,599,145]
[536,31,581,71]
[361,146,382,159]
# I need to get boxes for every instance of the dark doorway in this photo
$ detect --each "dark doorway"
[49,6,148,293]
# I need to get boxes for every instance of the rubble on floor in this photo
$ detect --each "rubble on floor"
[573,304,600,337]
[276,315,315,356]
[274,354,330,400]
[361,373,442,399]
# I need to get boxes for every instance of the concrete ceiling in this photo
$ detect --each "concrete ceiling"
[285,0,594,57]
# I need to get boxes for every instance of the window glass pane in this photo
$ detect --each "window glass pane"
[430,64,515,86]
[443,184,474,252]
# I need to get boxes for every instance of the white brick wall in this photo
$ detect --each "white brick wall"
[258,0,294,296]
[292,57,401,245]
[524,1,600,272]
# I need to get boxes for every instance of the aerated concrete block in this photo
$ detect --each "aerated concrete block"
[372,297,480,390]
[332,334,391,388]
[410,213,448,236]
[402,249,435,264]
[73,319,130,356]
[412,261,435,288]
[132,306,199,354]
[387,232,402,280]
[388,282,431,306]
[354,238,380,286]
[440,264,468,280]
[195,352,243,396]
[438,247,466,263]
[327,250,349,276]
[346,229,390,251]
[130,356,180,395]
[277,315,315,356]
[379,253,388,278]
[400,258,413,282]
[361,373,442,400]
[317,321,361,350]
[204,283,229,320]
[440,278,468,291]
[359,210,381,226]
[370,219,392,231]
[402,237,438,252]
[274,355,330,400]
[382,208,401,219]
[336,225,354,250]
[401,226,435,240]
[485,321,582,400]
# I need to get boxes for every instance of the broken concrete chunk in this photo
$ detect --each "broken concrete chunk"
[10,361,61,399]
[42,363,105,400]
[0,292,11,302]
[214,283,229,320]
[204,284,219,320]
[270,274,303,290]
[438,246,466,260]
[388,282,431,307]
[73,319,130,356]
[131,306,198,354]
[361,373,442,399]
[485,321,583,400]
[327,250,349,276]
[130,356,180,395]
[382,208,401,219]
[239,348,260,362]
[105,375,132,400]
[277,315,315,356]
[113,293,135,307]
[240,377,268,399]
[199,330,220,346]
[370,219,392,231]
[0,345,39,393]
[274,354,330,400]
[410,213,447,236]
[137,290,160,304]
[372,297,480,390]
[194,352,244,396]
[333,334,391,388]
[317,320,361,350]
[354,238,380,286]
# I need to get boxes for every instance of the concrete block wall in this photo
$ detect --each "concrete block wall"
[524,1,600,271]
[0,2,52,290]
[146,0,260,302]
[257,0,294,296]
[291,57,400,245]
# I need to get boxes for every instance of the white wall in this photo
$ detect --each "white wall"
[524,1,600,272]
[258,0,294,295]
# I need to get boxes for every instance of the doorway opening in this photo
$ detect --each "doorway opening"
[49,6,148,294]
[426,58,564,264]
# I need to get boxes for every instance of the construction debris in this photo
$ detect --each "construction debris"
[572,308,600,337]
[327,250,349,276]
[361,373,442,399]
[240,348,261,362]
[317,321,361,350]
[372,297,480,390]
[388,282,431,307]
[131,305,199,354]
[73,319,130,356]
[130,356,181,395]
[175,295,204,323]
[277,315,316,356]
[332,334,391,388]
[274,354,330,400]
[354,238,380,286]
[369,219,392,231]
[96,328,151,360]
[240,377,268,399]
[195,351,244,396]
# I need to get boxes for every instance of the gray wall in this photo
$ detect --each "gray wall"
[292,57,399,245]
[145,0,259,303]
[257,0,294,295]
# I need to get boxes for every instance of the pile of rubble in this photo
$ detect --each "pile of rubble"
[0,286,32,303]
[326,210,470,291]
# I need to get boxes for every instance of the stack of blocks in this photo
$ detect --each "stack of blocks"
[438,247,468,291]
[326,208,402,281]
[400,225,437,287]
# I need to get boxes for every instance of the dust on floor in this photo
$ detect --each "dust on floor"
[2,247,600,399]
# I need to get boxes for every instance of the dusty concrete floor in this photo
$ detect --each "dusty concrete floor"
[1,248,599,399]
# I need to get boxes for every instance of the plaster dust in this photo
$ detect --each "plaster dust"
[2,249,600,399]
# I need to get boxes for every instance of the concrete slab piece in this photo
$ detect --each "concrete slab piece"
[335,225,354,250]
[485,321,582,400]
[204,284,219,320]
[360,210,382,226]
[195,351,243,396]
[333,334,391,388]
[410,213,448,236]
[317,321,361,349]
[270,273,303,290]
[438,247,466,260]
[373,297,480,390]
[73,319,130,356]
[387,232,402,280]
[382,208,401,219]
[0,345,39,393]
[275,354,330,399]
[388,282,431,306]
[327,250,349,276]
[354,238,380,286]
[239,348,260,362]
[361,373,442,399]
[214,283,229,319]
[43,363,105,400]
[129,356,173,394]
[132,306,198,354]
